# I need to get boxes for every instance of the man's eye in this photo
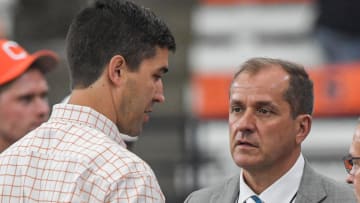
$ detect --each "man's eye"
[231,106,242,113]
[153,74,162,81]
[354,159,360,167]
[19,95,34,104]
[41,92,48,99]
[257,108,271,115]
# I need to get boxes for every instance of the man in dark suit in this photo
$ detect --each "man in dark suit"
[185,57,355,203]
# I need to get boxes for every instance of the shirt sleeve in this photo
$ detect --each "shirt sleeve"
[105,172,165,203]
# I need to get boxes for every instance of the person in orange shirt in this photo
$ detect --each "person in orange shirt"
[0,39,58,152]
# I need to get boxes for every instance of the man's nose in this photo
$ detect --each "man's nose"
[346,173,354,184]
[154,80,165,103]
[235,110,256,133]
[35,97,50,119]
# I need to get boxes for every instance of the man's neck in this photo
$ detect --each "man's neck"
[0,136,12,153]
[242,151,301,194]
[69,81,116,125]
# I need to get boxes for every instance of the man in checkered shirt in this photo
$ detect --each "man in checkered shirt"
[0,0,176,202]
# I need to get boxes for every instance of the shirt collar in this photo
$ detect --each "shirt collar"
[50,104,127,148]
[239,154,305,203]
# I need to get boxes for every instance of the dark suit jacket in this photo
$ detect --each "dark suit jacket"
[184,161,356,203]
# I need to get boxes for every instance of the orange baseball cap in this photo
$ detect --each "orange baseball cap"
[0,39,59,85]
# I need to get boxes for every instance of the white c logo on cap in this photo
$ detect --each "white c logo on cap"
[2,41,27,60]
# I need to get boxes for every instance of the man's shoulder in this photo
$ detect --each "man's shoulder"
[1,119,150,178]
[298,162,356,202]
[302,162,352,191]
[58,124,152,179]
[315,171,355,198]
[184,174,239,203]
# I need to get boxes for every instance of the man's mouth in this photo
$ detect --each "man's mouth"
[143,110,152,122]
[236,140,257,147]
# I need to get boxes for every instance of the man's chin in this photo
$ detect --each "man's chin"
[232,155,259,168]
[127,127,142,137]
[27,126,38,133]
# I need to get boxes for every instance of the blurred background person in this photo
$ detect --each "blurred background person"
[0,39,58,152]
[314,0,360,64]
[344,120,360,202]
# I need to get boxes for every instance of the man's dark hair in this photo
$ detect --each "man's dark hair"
[232,57,314,118]
[66,0,176,88]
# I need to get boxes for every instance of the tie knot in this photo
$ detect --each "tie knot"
[244,195,262,203]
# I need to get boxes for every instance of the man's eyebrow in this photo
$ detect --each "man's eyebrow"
[255,101,273,107]
[229,99,243,105]
[254,101,279,109]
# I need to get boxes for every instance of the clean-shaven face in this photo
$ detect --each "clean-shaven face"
[117,47,169,136]
[0,68,49,150]
[229,66,300,172]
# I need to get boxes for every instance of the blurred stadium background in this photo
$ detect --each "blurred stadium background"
[1,0,359,202]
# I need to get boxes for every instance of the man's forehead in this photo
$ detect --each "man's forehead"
[231,73,290,90]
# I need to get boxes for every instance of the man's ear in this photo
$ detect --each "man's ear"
[295,114,312,145]
[107,55,126,85]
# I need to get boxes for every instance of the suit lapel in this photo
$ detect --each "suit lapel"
[212,174,240,203]
[295,161,327,203]
[212,160,328,203]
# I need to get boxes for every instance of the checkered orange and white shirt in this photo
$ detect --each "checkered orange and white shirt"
[0,104,165,202]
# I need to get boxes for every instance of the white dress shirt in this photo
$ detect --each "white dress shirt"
[0,104,164,202]
[239,154,305,203]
